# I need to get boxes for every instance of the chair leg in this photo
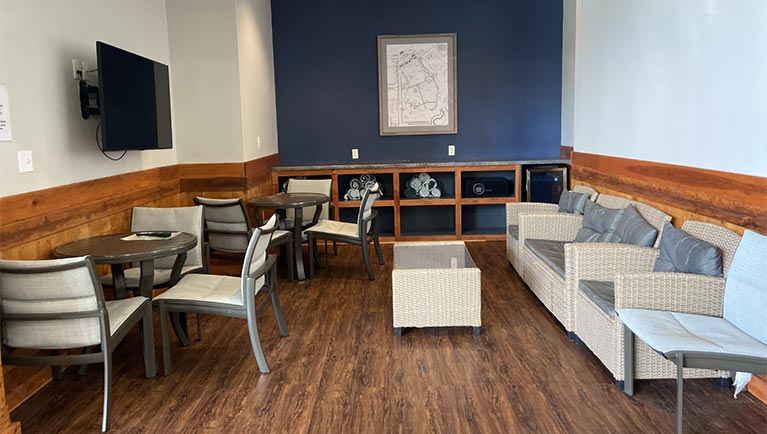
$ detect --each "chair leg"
[140,303,157,378]
[269,267,289,337]
[246,300,270,374]
[361,241,375,280]
[313,238,325,269]
[374,235,384,265]
[308,234,316,279]
[623,325,634,396]
[52,350,63,380]
[676,354,684,434]
[333,241,338,255]
[79,346,94,376]
[101,347,112,432]
[196,314,203,341]
[159,302,172,376]
[286,238,295,282]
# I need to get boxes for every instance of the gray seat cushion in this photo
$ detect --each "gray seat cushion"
[524,239,567,277]
[614,205,657,247]
[578,280,616,318]
[618,308,767,358]
[653,222,723,276]
[508,224,519,240]
[558,191,589,215]
[574,201,624,243]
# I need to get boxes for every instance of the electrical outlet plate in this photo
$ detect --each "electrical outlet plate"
[72,59,83,80]
[18,150,33,173]
[448,145,456,156]
[351,148,359,159]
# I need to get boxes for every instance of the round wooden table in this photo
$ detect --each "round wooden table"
[247,192,330,280]
[54,232,198,345]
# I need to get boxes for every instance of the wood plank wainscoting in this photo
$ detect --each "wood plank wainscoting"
[569,150,767,404]
[0,153,279,428]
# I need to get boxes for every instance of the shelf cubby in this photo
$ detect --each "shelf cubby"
[400,205,456,237]
[461,204,506,235]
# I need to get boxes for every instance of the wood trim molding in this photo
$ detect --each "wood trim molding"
[560,146,573,160]
[571,151,767,233]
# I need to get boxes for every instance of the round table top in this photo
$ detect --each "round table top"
[247,192,329,209]
[53,232,198,264]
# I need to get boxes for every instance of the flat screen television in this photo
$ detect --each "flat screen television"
[97,41,172,151]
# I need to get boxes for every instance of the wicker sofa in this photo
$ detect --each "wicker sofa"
[505,185,598,278]
[518,194,671,338]
[573,220,742,389]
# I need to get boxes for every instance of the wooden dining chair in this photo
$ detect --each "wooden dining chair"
[155,215,288,375]
[305,184,384,280]
[0,257,156,432]
[193,197,294,281]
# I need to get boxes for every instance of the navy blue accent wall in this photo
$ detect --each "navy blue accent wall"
[272,0,563,165]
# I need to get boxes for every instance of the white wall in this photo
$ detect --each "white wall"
[571,0,767,177]
[236,0,279,161]
[0,0,175,197]
[166,0,244,164]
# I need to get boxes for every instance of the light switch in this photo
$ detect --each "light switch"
[448,145,456,156]
[18,150,33,173]
[351,148,359,159]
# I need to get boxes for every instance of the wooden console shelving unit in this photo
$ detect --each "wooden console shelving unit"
[272,164,523,241]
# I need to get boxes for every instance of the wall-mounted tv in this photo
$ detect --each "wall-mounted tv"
[97,41,172,151]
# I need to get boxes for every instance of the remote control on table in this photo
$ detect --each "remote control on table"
[135,231,172,238]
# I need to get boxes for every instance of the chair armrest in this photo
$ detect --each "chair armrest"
[614,272,725,317]
[519,213,582,244]
[248,254,278,281]
[506,203,559,225]
[362,209,378,222]
[565,243,658,282]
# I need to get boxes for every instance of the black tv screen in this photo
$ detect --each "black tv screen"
[97,41,172,151]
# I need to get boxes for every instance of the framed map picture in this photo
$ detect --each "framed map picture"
[378,33,457,136]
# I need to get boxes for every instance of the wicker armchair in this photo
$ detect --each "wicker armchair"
[571,221,740,389]
[506,185,597,277]
[518,194,670,336]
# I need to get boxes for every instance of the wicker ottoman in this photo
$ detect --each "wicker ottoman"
[392,241,482,335]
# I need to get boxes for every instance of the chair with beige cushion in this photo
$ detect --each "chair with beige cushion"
[305,184,384,280]
[155,215,288,375]
[0,256,155,432]
[193,197,294,281]
[101,206,205,291]
[284,178,333,229]
[506,185,597,278]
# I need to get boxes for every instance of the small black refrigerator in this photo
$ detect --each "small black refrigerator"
[525,166,568,203]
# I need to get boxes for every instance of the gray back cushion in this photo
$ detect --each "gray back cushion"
[574,201,624,243]
[558,191,589,215]
[653,222,723,276]
[615,205,658,247]
[723,230,767,344]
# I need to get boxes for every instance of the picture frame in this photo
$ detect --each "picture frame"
[377,33,457,136]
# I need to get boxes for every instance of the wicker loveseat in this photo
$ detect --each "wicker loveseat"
[574,221,741,389]
[518,194,671,338]
[505,185,598,277]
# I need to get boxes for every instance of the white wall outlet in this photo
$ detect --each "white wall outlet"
[17,150,33,173]
[257,136,261,149]
[448,145,456,156]
[72,59,83,80]
[351,148,359,159]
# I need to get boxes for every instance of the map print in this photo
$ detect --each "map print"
[386,42,450,128]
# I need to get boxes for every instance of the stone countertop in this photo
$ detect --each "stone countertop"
[272,159,569,171]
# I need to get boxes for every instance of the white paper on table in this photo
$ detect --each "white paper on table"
[733,372,752,398]
[121,232,181,241]
[0,84,12,141]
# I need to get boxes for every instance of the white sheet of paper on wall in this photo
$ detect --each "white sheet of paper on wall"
[0,84,12,141]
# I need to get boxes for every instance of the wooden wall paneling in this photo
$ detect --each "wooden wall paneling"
[571,152,767,233]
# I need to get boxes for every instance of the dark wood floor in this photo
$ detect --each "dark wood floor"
[12,242,767,433]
